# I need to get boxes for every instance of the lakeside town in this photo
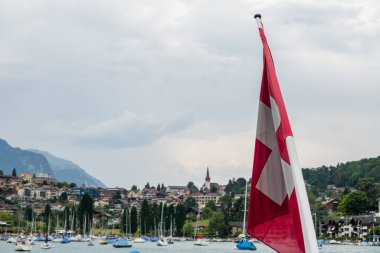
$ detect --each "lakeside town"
[1,166,380,245]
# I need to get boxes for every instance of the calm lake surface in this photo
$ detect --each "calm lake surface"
[2,240,380,253]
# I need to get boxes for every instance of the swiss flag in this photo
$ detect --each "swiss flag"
[247,16,318,253]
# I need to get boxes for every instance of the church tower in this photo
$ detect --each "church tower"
[205,167,211,190]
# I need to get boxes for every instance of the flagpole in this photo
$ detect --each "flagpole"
[253,14,319,253]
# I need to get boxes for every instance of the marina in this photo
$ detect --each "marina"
[2,239,380,253]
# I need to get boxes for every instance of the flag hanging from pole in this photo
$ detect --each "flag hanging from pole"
[246,15,318,253]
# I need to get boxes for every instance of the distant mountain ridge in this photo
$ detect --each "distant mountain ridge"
[0,139,53,176]
[30,149,106,188]
[0,138,105,188]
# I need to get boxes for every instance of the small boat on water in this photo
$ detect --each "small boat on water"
[149,236,159,242]
[41,242,52,249]
[157,236,168,246]
[134,237,146,243]
[15,240,32,251]
[194,236,209,246]
[104,235,118,244]
[99,240,108,245]
[236,239,257,251]
[113,239,132,248]
[7,237,17,244]
[60,237,71,244]
[88,240,94,246]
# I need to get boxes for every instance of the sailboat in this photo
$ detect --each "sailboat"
[167,215,174,244]
[41,215,52,249]
[235,181,256,251]
[194,208,208,246]
[157,203,168,246]
[133,208,145,243]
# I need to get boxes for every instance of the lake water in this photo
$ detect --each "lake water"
[2,240,380,253]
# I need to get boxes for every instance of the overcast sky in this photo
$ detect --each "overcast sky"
[1,0,379,188]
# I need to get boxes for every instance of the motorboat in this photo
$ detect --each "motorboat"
[99,240,108,245]
[194,235,209,246]
[88,240,94,246]
[134,237,146,243]
[15,240,32,251]
[113,239,132,248]
[157,236,168,246]
[236,240,256,250]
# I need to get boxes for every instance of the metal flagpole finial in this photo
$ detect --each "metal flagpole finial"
[254,13,263,29]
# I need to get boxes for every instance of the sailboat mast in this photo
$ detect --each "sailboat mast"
[242,180,248,235]
[160,202,164,237]
[125,208,128,238]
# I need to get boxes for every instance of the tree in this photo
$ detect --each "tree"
[59,192,68,203]
[43,204,52,223]
[131,185,138,191]
[140,200,151,235]
[69,183,77,188]
[130,206,138,235]
[78,193,94,234]
[208,211,228,237]
[12,168,17,177]
[357,177,378,211]
[113,191,121,200]
[187,181,199,193]
[205,200,217,211]
[183,197,198,211]
[342,187,351,196]
[201,207,212,219]
[145,182,150,189]
[175,204,186,236]
[338,191,368,215]
[24,205,33,221]
[184,223,194,237]
[157,184,161,192]
[0,169,3,175]
[120,207,129,234]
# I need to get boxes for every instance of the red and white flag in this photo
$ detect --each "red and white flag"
[247,15,318,253]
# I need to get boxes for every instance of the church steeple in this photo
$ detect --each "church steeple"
[205,167,210,182]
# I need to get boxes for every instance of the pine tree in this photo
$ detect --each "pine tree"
[140,200,150,235]
[78,193,94,234]
[130,206,138,235]
[120,207,129,234]
[175,204,186,236]
[12,168,17,177]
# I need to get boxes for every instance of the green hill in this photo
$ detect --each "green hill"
[302,156,380,192]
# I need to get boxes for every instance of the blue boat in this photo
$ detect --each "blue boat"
[113,239,132,248]
[60,237,71,244]
[105,235,119,244]
[149,236,159,242]
[236,240,257,250]
[36,235,45,241]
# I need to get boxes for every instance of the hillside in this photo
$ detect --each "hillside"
[0,138,105,188]
[302,156,380,191]
[0,139,53,176]
[30,150,106,188]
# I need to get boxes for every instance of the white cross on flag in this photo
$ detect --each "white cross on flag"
[247,15,319,253]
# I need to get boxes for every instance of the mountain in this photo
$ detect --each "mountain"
[0,138,105,188]
[0,139,53,176]
[302,156,380,192]
[30,150,106,188]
